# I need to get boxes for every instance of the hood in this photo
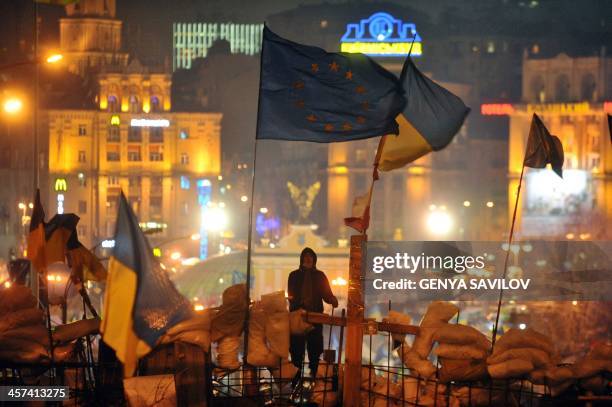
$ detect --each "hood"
[299,247,317,268]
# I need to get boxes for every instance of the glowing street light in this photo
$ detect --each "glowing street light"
[426,209,453,236]
[190,233,201,241]
[170,251,182,261]
[3,98,23,115]
[486,201,495,208]
[45,53,63,64]
[203,206,228,232]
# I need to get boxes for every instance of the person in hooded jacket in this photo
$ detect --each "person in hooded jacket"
[288,247,338,381]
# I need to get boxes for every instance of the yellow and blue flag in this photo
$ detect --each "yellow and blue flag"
[101,192,192,376]
[257,26,405,142]
[379,58,470,171]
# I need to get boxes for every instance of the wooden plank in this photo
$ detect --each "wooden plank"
[343,234,365,407]
[304,313,420,336]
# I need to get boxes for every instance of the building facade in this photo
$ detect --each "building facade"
[506,52,612,239]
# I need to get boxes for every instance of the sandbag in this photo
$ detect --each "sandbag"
[453,386,518,407]
[588,342,612,360]
[572,359,612,379]
[0,349,47,364]
[492,328,554,357]
[269,358,298,382]
[413,302,458,358]
[216,336,241,369]
[438,358,488,383]
[211,284,247,341]
[0,285,37,314]
[261,290,287,314]
[53,318,100,344]
[0,325,50,346]
[579,375,607,393]
[247,304,278,367]
[401,346,436,379]
[383,310,412,343]
[124,374,176,407]
[487,347,550,368]
[310,362,341,407]
[0,337,48,354]
[54,341,76,362]
[434,344,487,360]
[0,308,44,333]
[161,330,211,352]
[432,324,491,351]
[265,312,290,358]
[289,309,313,335]
[165,308,214,337]
[487,358,534,379]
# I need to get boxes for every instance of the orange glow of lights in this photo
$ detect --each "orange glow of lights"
[331,277,348,286]
[3,98,23,115]
[46,54,63,64]
[194,304,204,311]
[4,281,11,288]
[481,103,515,116]
[604,101,612,114]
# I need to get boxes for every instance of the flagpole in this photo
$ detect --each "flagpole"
[491,163,525,347]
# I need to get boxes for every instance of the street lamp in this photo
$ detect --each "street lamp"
[3,98,23,115]
[45,54,63,64]
[426,207,453,236]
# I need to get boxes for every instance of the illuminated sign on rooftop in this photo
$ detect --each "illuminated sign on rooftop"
[341,12,422,57]
[130,118,170,127]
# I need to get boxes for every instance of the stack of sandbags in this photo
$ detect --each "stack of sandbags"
[269,358,299,383]
[0,285,50,363]
[359,367,402,407]
[159,308,215,352]
[53,318,100,344]
[246,302,279,367]
[488,328,555,380]
[400,301,458,379]
[124,374,176,407]
[217,336,241,370]
[432,324,491,383]
[262,291,290,359]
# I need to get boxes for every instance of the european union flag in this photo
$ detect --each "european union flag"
[257,27,405,143]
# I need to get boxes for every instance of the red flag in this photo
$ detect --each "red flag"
[344,192,371,233]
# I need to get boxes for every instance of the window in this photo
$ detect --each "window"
[107,151,120,161]
[179,129,189,139]
[108,175,119,185]
[486,41,495,54]
[149,146,163,161]
[78,125,87,136]
[150,196,162,217]
[129,95,140,113]
[150,96,161,112]
[180,153,189,165]
[107,125,120,142]
[149,127,163,143]
[128,126,142,142]
[555,75,570,101]
[127,146,141,161]
[180,175,190,190]
[129,176,141,188]
[78,200,87,214]
[108,95,119,112]
[78,150,86,163]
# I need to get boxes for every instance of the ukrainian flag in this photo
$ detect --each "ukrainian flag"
[101,192,192,376]
[379,58,470,171]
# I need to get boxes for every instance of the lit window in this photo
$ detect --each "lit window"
[78,173,86,187]
[180,153,189,165]
[180,176,190,190]
[108,175,119,185]
[129,95,140,113]
[108,95,118,112]
[107,151,120,161]
[486,41,495,53]
[78,151,86,163]
[78,125,87,136]
[179,129,189,139]
[149,146,163,161]
[151,96,161,112]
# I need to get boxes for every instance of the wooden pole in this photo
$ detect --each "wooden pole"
[342,234,366,406]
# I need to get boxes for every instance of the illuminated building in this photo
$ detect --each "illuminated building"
[59,0,129,76]
[506,52,612,239]
[45,0,222,250]
[173,23,264,70]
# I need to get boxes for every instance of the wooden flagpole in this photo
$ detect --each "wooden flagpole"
[491,164,525,347]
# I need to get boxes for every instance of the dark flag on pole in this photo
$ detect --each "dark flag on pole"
[523,113,564,178]
[257,26,405,142]
[27,190,46,271]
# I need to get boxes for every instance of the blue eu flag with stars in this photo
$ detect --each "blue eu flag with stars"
[257,27,406,143]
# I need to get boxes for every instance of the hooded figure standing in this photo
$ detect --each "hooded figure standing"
[288,247,338,379]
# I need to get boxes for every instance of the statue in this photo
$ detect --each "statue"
[287,181,321,223]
